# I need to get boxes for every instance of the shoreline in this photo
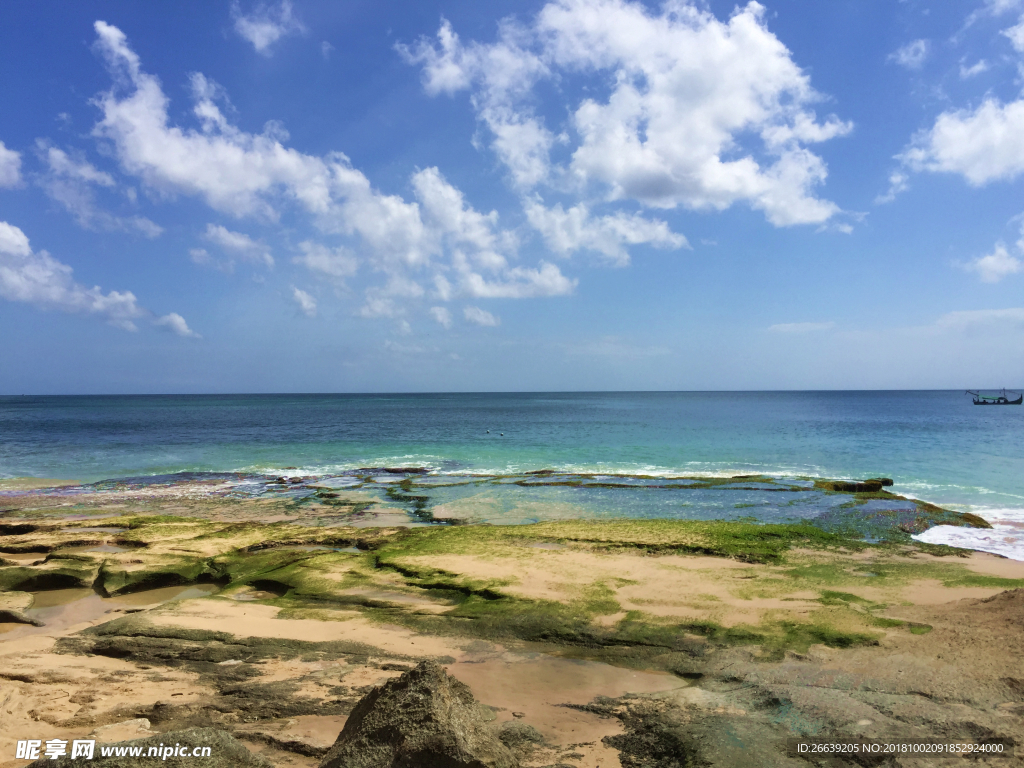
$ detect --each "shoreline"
[7,468,1024,569]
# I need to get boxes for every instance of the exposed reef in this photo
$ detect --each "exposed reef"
[1,475,1020,767]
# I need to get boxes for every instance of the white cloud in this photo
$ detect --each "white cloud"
[155,312,200,337]
[399,18,553,190]
[965,244,1023,282]
[357,275,426,319]
[291,286,317,317]
[403,0,850,226]
[92,21,332,219]
[460,262,576,298]
[0,219,189,332]
[89,22,602,327]
[875,170,910,204]
[889,39,929,70]
[463,305,499,326]
[41,143,114,186]
[960,0,1022,35]
[189,247,235,274]
[411,167,505,257]
[986,0,1023,15]
[430,306,452,328]
[1003,16,1024,51]
[0,141,21,187]
[203,223,273,267]
[524,198,686,266]
[901,99,1024,185]
[767,321,835,333]
[36,142,162,237]
[960,59,990,79]
[321,41,334,60]
[232,1,305,56]
[293,241,357,280]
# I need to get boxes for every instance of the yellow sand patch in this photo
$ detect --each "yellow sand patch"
[150,599,463,658]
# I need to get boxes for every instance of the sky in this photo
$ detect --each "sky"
[2,0,1024,393]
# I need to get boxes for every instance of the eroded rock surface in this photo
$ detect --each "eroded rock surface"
[318,660,518,768]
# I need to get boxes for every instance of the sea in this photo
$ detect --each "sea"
[1,391,1022,559]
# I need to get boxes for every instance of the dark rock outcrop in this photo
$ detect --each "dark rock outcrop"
[318,660,518,768]
[814,479,885,493]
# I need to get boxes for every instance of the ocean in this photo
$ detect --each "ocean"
[1,391,1022,558]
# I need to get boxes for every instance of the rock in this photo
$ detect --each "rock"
[0,590,43,626]
[814,479,884,493]
[27,728,272,767]
[497,721,544,748]
[318,660,519,768]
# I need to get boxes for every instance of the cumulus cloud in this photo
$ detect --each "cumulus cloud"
[429,306,452,328]
[768,321,835,333]
[36,142,162,237]
[203,223,273,267]
[524,198,686,266]
[0,219,189,332]
[900,99,1024,185]
[402,0,850,226]
[889,39,929,69]
[91,21,332,219]
[87,22,597,328]
[0,140,21,188]
[232,0,305,56]
[291,286,317,317]
[963,220,1024,283]
[292,241,357,280]
[399,18,552,190]
[463,305,499,326]
[155,312,200,337]
[460,262,576,298]
[966,244,1024,282]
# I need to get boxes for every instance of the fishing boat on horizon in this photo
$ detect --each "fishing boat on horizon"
[965,389,1023,405]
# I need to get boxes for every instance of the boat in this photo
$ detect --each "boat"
[966,389,1023,405]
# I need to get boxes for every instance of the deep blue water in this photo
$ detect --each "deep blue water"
[0,391,1022,517]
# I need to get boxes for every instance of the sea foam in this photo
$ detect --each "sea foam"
[913,507,1024,561]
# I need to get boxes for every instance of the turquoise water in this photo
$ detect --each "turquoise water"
[1,392,1022,553]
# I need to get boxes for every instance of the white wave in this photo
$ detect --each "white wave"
[966,507,1024,525]
[913,523,1024,562]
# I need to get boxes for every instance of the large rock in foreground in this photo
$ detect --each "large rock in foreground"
[319,660,518,768]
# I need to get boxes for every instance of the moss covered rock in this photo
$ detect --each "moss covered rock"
[319,661,518,768]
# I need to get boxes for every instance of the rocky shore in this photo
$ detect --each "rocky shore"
[1,476,1022,767]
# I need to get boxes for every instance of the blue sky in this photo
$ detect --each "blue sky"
[2,0,1024,393]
